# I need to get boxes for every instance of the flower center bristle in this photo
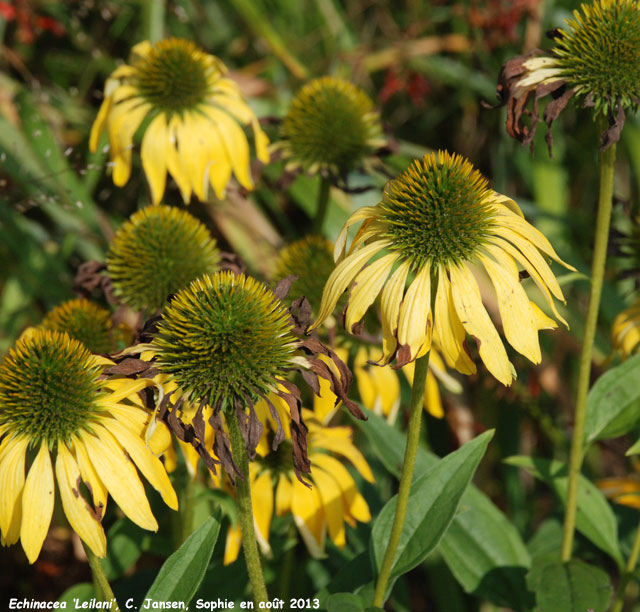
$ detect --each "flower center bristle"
[134,38,214,113]
[380,153,495,268]
[555,0,640,114]
[153,272,297,409]
[0,330,102,446]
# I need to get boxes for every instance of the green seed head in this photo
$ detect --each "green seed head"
[380,151,495,269]
[0,330,103,447]
[280,76,384,175]
[107,205,220,312]
[133,37,222,115]
[273,236,335,312]
[152,271,298,409]
[40,298,117,354]
[554,0,640,116]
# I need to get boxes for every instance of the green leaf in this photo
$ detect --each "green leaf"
[527,559,612,612]
[58,583,94,606]
[144,514,220,604]
[585,354,640,443]
[371,429,494,581]
[505,456,623,566]
[357,410,533,610]
[101,518,144,580]
[325,593,367,612]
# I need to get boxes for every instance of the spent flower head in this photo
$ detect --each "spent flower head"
[107,204,220,312]
[90,37,269,204]
[309,151,575,386]
[277,76,385,177]
[0,329,177,562]
[495,0,640,151]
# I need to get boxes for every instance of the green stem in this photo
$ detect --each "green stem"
[312,177,331,235]
[142,0,165,43]
[278,523,297,601]
[372,350,432,607]
[228,413,269,604]
[84,544,121,612]
[612,521,640,612]
[561,125,617,562]
[178,474,196,548]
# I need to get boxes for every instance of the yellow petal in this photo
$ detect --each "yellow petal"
[224,522,242,565]
[530,302,558,331]
[479,249,541,363]
[205,118,233,199]
[310,466,346,548]
[313,375,339,424]
[379,259,410,364]
[0,436,28,542]
[176,111,213,201]
[56,444,106,558]
[345,252,397,333]
[166,115,192,203]
[334,206,378,261]
[80,427,158,531]
[403,362,444,418]
[397,263,432,363]
[275,474,292,516]
[310,240,391,330]
[74,438,108,519]
[20,442,55,563]
[251,467,273,551]
[252,119,270,164]
[311,431,375,483]
[105,417,178,510]
[449,264,515,386]
[89,97,112,153]
[291,478,326,558]
[140,113,169,205]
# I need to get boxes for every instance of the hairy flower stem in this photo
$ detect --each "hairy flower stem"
[612,521,640,612]
[143,0,165,43]
[372,349,432,607]
[561,127,617,562]
[228,413,269,604]
[85,544,121,612]
[312,177,331,235]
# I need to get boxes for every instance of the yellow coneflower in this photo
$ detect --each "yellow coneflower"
[107,205,220,312]
[90,38,269,204]
[0,330,177,563]
[310,151,574,386]
[611,298,640,359]
[277,76,385,177]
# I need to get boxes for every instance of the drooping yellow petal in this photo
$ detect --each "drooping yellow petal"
[397,263,432,363]
[334,206,378,261]
[379,259,410,364]
[177,111,213,201]
[530,302,558,330]
[20,442,55,564]
[55,444,106,558]
[0,436,28,543]
[449,264,515,386]
[345,252,397,333]
[104,418,178,511]
[402,361,444,418]
[311,466,346,548]
[166,115,192,203]
[311,431,375,483]
[140,113,169,205]
[89,97,113,153]
[275,474,293,516]
[310,240,391,330]
[291,477,326,558]
[224,522,242,565]
[73,438,108,519]
[251,467,274,552]
[80,428,158,531]
[479,249,541,363]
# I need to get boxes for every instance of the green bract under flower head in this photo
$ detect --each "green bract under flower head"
[380,151,495,269]
[554,0,640,116]
[274,236,335,311]
[41,298,118,354]
[279,76,385,175]
[107,205,220,311]
[0,330,103,447]
[152,271,298,408]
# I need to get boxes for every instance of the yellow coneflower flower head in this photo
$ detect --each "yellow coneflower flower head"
[222,394,373,564]
[496,0,640,150]
[152,271,298,410]
[310,151,574,386]
[273,236,335,314]
[0,329,177,563]
[278,76,385,176]
[40,298,120,354]
[90,38,270,204]
[611,298,640,359]
[107,205,220,312]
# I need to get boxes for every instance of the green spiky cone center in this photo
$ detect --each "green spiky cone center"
[380,154,495,268]
[153,272,298,409]
[274,236,335,312]
[134,38,214,114]
[107,205,220,312]
[0,330,102,446]
[554,0,640,114]
[41,299,115,354]
[281,77,382,173]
